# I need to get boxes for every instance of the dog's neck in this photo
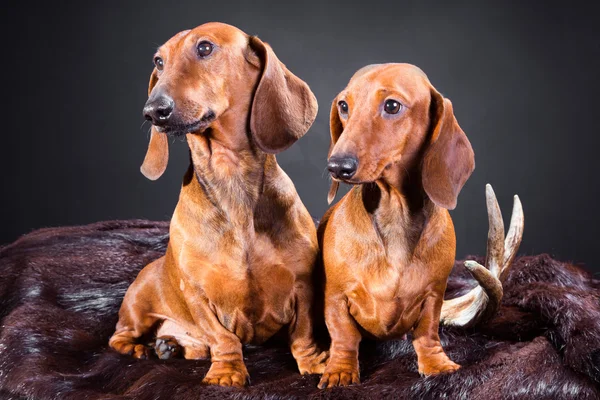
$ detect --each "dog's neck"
[181,109,272,229]
[361,162,434,258]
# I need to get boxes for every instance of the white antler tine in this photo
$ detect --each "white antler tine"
[485,184,505,278]
[500,194,524,282]
[442,186,524,328]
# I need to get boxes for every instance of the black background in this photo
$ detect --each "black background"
[2,1,599,274]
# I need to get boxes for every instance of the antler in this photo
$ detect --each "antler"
[440,184,524,327]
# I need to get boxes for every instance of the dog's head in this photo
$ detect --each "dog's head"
[141,22,317,180]
[327,63,474,209]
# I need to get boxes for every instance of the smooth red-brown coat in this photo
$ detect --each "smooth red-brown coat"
[109,22,327,387]
[318,64,475,388]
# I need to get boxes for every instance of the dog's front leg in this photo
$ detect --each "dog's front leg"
[412,291,460,375]
[189,299,249,387]
[318,294,361,388]
[288,281,329,375]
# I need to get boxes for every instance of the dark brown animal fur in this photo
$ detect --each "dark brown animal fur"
[0,220,598,399]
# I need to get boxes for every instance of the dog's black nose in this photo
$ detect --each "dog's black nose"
[143,95,174,126]
[328,156,358,180]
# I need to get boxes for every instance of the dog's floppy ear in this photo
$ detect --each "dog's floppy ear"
[327,97,344,204]
[422,89,475,210]
[140,69,169,180]
[248,36,318,154]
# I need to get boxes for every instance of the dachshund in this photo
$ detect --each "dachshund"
[109,22,328,387]
[317,63,523,388]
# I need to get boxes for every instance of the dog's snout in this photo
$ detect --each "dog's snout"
[328,156,358,180]
[143,95,175,126]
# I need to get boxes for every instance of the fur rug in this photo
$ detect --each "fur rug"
[0,220,598,399]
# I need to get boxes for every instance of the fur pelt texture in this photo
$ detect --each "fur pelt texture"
[0,220,598,399]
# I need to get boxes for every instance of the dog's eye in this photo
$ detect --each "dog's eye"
[384,99,402,114]
[197,41,214,58]
[154,57,164,71]
[338,101,349,114]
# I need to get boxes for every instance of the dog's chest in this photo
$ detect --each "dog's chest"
[196,233,299,343]
[340,216,431,338]
[346,260,429,338]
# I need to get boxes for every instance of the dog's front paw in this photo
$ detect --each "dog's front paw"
[418,356,460,376]
[317,362,359,388]
[297,350,329,375]
[202,361,249,387]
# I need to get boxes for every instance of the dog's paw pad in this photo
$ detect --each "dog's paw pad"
[154,337,181,360]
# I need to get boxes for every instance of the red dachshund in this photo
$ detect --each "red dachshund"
[109,23,328,387]
[318,63,523,388]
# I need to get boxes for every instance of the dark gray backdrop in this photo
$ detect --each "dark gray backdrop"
[2,1,599,274]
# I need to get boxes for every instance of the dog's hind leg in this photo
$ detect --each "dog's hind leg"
[110,330,153,359]
[109,257,165,359]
